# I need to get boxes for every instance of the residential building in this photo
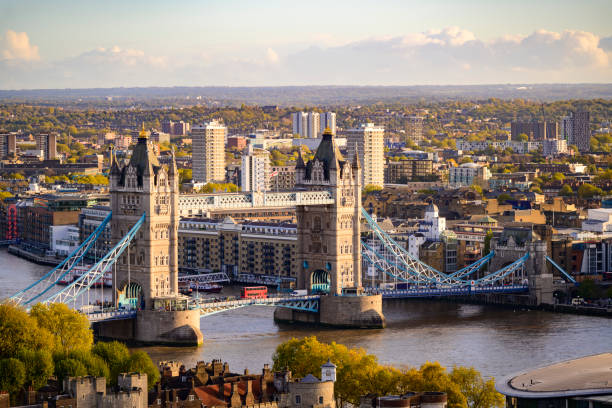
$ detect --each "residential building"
[162,120,191,136]
[384,158,434,184]
[405,116,424,145]
[320,112,337,135]
[292,112,320,138]
[511,122,557,140]
[269,165,296,191]
[582,208,612,233]
[448,163,491,187]
[561,111,590,152]
[178,217,298,278]
[227,136,248,151]
[49,224,80,256]
[542,138,568,157]
[345,123,385,187]
[0,132,16,158]
[35,133,57,160]
[241,145,270,192]
[192,120,227,183]
[150,130,170,144]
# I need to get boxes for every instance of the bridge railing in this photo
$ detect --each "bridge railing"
[193,294,319,309]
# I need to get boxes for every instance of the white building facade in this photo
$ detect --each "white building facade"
[449,163,491,187]
[241,145,270,192]
[192,120,227,183]
[345,123,385,187]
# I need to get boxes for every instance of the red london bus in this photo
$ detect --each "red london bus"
[240,286,268,299]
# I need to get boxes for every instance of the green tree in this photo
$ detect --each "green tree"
[497,193,511,204]
[17,349,54,390]
[30,303,93,354]
[54,358,88,383]
[0,358,26,402]
[552,172,565,182]
[470,184,483,196]
[517,133,529,142]
[577,279,600,300]
[460,156,473,164]
[577,183,603,199]
[126,351,161,390]
[559,184,573,196]
[483,230,494,256]
[92,341,130,387]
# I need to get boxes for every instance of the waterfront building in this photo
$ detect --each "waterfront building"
[192,120,227,183]
[269,165,296,191]
[241,145,270,192]
[345,123,385,187]
[178,217,297,277]
[407,203,446,260]
[496,353,612,408]
[448,163,491,187]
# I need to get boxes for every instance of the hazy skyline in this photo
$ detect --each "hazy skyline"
[1,0,611,89]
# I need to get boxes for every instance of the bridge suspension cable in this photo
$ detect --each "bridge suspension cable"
[10,211,112,305]
[32,213,146,307]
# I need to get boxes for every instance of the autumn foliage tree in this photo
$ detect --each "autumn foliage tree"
[272,337,504,408]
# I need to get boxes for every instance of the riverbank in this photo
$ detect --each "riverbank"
[7,245,61,266]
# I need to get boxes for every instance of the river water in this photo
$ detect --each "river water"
[1,249,610,380]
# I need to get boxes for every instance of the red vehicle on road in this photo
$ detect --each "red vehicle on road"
[241,286,268,299]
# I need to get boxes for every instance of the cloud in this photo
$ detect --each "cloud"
[1,27,611,88]
[1,30,40,61]
[266,48,279,64]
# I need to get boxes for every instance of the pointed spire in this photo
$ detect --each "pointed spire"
[109,145,121,175]
[138,122,148,140]
[352,142,361,170]
[296,147,305,169]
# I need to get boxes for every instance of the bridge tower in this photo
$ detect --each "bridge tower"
[275,128,384,328]
[100,126,202,346]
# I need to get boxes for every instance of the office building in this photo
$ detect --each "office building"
[405,116,424,144]
[384,158,434,184]
[269,165,296,191]
[35,133,57,160]
[511,122,557,141]
[345,123,385,187]
[241,145,270,192]
[192,120,227,183]
[320,112,337,135]
[292,112,320,138]
[0,133,16,158]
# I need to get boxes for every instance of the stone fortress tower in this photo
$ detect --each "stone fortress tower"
[102,125,202,345]
[275,128,385,328]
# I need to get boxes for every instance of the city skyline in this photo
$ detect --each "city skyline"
[1,0,612,89]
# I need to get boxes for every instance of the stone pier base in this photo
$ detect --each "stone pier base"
[94,309,203,346]
[274,294,385,329]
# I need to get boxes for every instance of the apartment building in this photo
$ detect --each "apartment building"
[192,120,227,183]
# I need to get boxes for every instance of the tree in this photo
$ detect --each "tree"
[30,303,93,354]
[460,156,473,164]
[0,303,54,359]
[363,184,383,195]
[517,133,529,142]
[127,351,160,390]
[497,193,511,204]
[18,349,54,390]
[483,230,494,256]
[577,279,600,300]
[559,184,573,196]
[54,358,88,383]
[450,366,504,408]
[470,184,483,196]
[552,172,565,182]
[577,183,603,199]
[0,358,26,401]
[92,341,130,387]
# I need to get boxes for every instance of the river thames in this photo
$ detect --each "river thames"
[1,249,610,380]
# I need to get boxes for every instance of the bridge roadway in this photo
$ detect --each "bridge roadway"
[84,285,529,321]
[178,190,333,216]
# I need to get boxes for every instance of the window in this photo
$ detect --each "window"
[189,395,195,401]
[319,396,324,404]
[295,395,301,404]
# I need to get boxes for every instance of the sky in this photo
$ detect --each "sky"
[1,0,611,89]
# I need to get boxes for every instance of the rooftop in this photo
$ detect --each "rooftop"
[497,353,612,399]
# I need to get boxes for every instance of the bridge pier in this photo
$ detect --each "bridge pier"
[93,309,203,346]
[274,293,385,329]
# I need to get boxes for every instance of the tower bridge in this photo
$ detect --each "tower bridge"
[6,128,566,345]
